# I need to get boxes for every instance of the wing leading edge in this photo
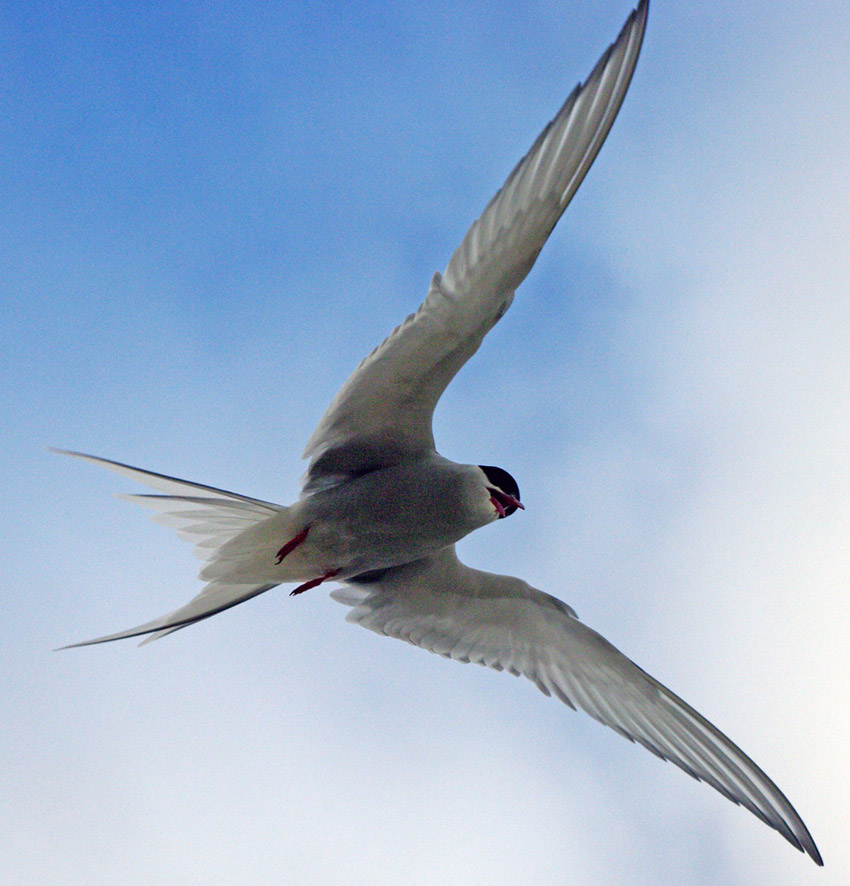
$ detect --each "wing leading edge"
[332,544,822,866]
[302,1,649,491]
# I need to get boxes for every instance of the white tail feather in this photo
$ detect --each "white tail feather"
[120,494,284,561]
[54,450,292,645]
[53,450,288,564]
[58,581,280,648]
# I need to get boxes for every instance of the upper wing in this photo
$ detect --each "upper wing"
[331,544,822,865]
[301,1,648,491]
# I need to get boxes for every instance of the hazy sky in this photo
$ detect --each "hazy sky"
[3,1,849,883]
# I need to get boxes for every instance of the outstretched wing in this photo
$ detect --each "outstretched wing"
[331,544,822,866]
[302,1,648,491]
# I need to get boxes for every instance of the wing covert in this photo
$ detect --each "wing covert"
[331,543,822,865]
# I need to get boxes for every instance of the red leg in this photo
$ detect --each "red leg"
[290,569,340,596]
[275,524,311,564]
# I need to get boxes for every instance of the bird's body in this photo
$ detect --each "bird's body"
[200,456,500,586]
[57,0,823,866]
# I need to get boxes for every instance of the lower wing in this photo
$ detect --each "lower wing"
[331,545,822,865]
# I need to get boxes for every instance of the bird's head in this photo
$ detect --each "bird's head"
[479,465,524,519]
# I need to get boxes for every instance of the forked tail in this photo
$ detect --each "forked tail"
[53,449,292,645]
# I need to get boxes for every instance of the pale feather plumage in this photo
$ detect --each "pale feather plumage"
[53,451,285,646]
[59,1,650,645]
[56,1,822,866]
[332,545,821,864]
[301,0,647,492]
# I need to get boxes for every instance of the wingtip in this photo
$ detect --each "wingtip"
[626,0,650,50]
[803,834,824,867]
[632,0,650,44]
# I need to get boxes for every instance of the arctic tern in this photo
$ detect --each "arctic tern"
[57,0,822,865]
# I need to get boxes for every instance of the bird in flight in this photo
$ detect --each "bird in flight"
[57,0,822,865]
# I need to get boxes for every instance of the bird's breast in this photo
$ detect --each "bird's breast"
[300,461,487,576]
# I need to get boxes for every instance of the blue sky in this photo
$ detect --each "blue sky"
[3,1,849,883]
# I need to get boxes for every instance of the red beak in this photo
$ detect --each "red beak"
[489,490,524,517]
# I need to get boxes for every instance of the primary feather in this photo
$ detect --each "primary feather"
[332,545,822,865]
[301,0,648,492]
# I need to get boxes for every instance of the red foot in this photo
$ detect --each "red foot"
[275,525,311,564]
[290,569,340,596]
